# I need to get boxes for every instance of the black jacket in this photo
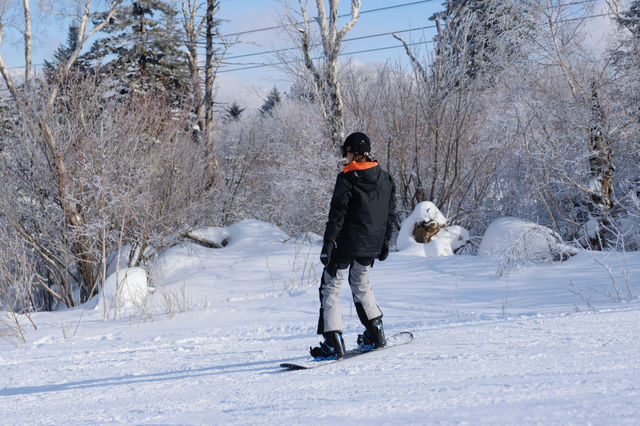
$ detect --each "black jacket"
[323,161,396,259]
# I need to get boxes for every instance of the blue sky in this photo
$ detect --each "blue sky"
[216,0,442,86]
[0,0,621,96]
[0,0,441,87]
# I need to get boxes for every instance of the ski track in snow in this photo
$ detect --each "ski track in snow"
[2,221,640,424]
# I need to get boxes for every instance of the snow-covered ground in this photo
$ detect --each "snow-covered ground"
[2,220,639,424]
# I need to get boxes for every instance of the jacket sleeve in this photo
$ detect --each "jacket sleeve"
[323,173,352,244]
[385,174,397,243]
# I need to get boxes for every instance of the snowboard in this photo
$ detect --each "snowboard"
[280,331,414,370]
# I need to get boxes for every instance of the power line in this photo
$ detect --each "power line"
[215,10,608,74]
[219,24,437,62]
[220,0,440,38]
[2,0,439,70]
[212,0,601,71]
[0,3,609,73]
[218,0,598,39]
[215,40,433,73]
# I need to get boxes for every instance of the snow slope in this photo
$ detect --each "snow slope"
[2,220,639,424]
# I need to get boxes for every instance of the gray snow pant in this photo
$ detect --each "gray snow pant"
[317,256,383,334]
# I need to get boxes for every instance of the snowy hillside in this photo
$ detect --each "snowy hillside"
[1,220,639,424]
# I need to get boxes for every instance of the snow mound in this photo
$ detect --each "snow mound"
[397,202,469,257]
[224,220,290,247]
[188,226,231,248]
[478,217,578,275]
[96,267,151,310]
[186,220,290,250]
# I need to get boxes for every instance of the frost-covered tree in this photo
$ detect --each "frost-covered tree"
[43,25,92,80]
[613,0,640,118]
[85,0,192,102]
[428,0,532,85]
[259,87,282,117]
[226,102,245,121]
[212,93,337,234]
[0,76,215,310]
[616,0,640,37]
[497,0,639,248]
[392,5,511,224]
[283,0,362,149]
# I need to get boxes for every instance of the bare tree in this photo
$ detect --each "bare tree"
[22,0,31,85]
[0,1,123,304]
[181,0,230,185]
[391,3,505,225]
[1,72,215,309]
[283,0,361,149]
[181,0,205,81]
[203,0,220,181]
[516,0,622,246]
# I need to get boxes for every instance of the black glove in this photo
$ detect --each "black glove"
[378,241,390,261]
[320,241,335,266]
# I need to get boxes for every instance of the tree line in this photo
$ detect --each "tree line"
[1,0,639,315]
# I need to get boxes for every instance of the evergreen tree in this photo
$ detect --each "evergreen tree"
[259,87,281,116]
[617,0,640,37]
[85,0,191,102]
[287,81,315,102]
[43,25,92,81]
[226,102,245,121]
[612,1,640,144]
[429,0,531,84]
[613,0,640,69]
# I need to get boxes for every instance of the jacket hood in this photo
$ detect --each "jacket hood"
[342,161,379,174]
[342,161,382,192]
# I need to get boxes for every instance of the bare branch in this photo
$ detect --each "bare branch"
[48,0,124,107]
[0,22,21,104]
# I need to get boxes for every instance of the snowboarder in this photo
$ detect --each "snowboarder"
[310,132,396,360]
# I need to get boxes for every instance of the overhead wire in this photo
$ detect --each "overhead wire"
[214,40,434,73]
[222,24,437,61]
[209,0,602,72]
[0,0,609,74]
[220,0,441,38]
[217,14,608,73]
[215,0,598,39]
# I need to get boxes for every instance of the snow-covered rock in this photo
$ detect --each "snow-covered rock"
[478,217,578,275]
[188,226,231,248]
[397,201,469,257]
[186,220,290,250]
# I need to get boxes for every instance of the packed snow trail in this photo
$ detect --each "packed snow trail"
[2,310,639,424]
[1,221,639,424]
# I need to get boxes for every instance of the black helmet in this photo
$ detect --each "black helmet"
[341,132,371,158]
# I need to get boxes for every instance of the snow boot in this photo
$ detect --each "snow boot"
[310,332,346,360]
[357,318,386,350]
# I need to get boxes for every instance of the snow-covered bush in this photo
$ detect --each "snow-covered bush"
[214,97,336,236]
[0,76,215,311]
[94,267,151,314]
[478,217,578,276]
[396,201,470,257]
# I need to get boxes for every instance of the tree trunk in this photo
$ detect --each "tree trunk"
[293,0,361,149]
[181,0,204,122]
[204,0,219,183]
[23,0,32,86]
[587,83,614,249]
